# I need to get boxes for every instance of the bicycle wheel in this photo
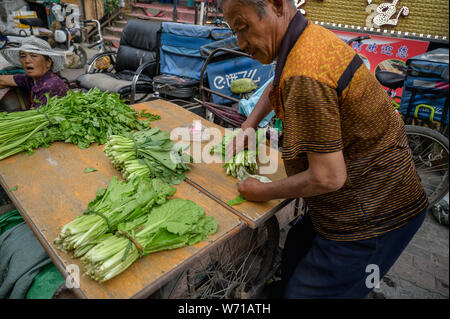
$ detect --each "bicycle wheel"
[405,125,449,206]
[152,216,280,299]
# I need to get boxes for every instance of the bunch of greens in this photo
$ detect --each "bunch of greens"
[210,128,266,178]
[54,175,176,258]
[81,198,218,282]
[104,127,192,185]
[0,88,151,161]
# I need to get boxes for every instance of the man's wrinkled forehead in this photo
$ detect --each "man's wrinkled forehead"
[223,1,254,27]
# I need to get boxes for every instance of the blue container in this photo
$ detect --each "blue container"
[399,48,449,126]
[159,22,232,80]
[205,56,274,105]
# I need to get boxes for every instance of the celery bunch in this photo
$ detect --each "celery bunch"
[0,88,150,161]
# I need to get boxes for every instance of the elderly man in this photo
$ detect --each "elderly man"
[222,0,429,298]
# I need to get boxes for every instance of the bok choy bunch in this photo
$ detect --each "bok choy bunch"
[104,127,192,185]
[81,198,218,282]
[210,128,266,177]
[54,175,176,257]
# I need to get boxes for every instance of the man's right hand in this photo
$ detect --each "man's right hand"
[225,80,273,160]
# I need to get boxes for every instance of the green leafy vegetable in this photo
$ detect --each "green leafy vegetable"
[81,198,218,282]
[0,88,148,161]
[211,129,266,178]
[84,168,98,173]
[54,175,176,257]
[104,127,191,185]
[139,110,161,121]
[8,185,18,192]
[227,194,247,206]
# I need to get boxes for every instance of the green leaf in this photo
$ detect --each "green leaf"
[84,168,98,173]
[227,194,246,206]
[139,110,161,121]
[8,185,18,192]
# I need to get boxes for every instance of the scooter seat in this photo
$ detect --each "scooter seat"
[19,18,43,28]
[375,70,405,90]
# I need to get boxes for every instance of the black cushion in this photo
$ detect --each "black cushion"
[115,19,161,77]
[153,74,199,87]
[375,70,405,90]
[115,46,157,76]
[120,19,161,51]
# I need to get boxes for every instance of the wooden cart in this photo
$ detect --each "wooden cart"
[0,99,300,299]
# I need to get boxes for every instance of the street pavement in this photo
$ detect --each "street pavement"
[371,211,449,299]
[60,44,98,83]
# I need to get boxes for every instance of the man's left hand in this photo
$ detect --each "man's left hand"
[237,177,271,202]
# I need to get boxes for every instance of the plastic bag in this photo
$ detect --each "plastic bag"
[238,76,275,128]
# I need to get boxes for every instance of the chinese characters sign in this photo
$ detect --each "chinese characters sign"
[332,30,429,95]
[333,30,429,74]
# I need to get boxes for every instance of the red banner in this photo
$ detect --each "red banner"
[331,30,430,97]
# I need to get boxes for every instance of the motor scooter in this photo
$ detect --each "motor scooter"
[18,1,87,69]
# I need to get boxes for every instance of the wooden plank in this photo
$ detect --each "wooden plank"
[134,100,292,228]
[0,141,244,299]
[83,0,104,21]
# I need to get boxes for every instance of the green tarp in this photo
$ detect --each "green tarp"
[0,210,64,299]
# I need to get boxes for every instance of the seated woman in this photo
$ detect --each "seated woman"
[0,36,69,109]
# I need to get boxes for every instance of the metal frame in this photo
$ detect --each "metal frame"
[131,60,157,105]
[198,47,251,105]
[84,52,156,105]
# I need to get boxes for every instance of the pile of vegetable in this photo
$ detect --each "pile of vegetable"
[82,198,218,282]
[210,128,266,178]
[0,88,153,161]
[104,127,192,185]
[211,129,271,206]
[55,175,176,258]
[55,176,217,282]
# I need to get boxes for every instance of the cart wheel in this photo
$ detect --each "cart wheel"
[163,216,280,299]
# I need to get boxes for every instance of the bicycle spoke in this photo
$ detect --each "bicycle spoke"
[418,165,448,174]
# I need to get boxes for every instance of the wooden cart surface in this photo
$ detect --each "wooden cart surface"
[0,99,291,298]
[134,100,291,229]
